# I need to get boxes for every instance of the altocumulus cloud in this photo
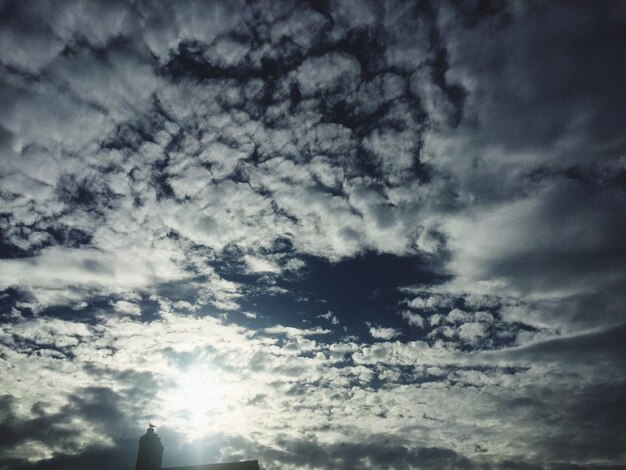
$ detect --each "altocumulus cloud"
[1,0,626,469]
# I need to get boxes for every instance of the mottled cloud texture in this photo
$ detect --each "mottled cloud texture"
[1,0,625,468]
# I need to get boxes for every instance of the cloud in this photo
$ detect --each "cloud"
[243,255,281,274]
[113,300,141,316]
[457,322,485,345]
[0,246,187,307]
[368,325,401,341]
[477,323,626,368]
[441,181,626,299]
[0,0,625,468]
[401,311,425,328]
[296,52,361,96]
[317,311,339,325]
[263,325,331,338]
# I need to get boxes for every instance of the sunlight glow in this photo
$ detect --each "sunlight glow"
[160,367,230,438]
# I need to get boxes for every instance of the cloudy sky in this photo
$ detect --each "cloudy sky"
[1,0,625,469]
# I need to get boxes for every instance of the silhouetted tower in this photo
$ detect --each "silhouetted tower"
[136,424,163,470]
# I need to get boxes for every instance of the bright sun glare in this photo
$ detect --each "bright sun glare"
[161,368,229,437]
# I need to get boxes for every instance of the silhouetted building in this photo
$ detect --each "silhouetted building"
[135,426,259,470]
[136,425,164,470]
[162,463,260,470]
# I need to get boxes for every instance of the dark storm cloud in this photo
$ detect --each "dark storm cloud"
[258,435,477,470]
[493,323,626,365]
[0,387,137,466]
[1,0,625,469]
[159,432,623,470]
[428,2,626,332]
[447,1,626,157]
[532,381,626,463]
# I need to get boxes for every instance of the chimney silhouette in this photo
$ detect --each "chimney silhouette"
[135,424,163,470]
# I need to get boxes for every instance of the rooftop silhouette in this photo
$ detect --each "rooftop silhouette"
[136,426,259,470]
[162,463,260,470]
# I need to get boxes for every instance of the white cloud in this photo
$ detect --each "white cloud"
[244,255,281,274]
[296,52,361,95]
[113,300,141,316]
[317,311,339,325]
[263,325,332,338]
[447,308,469,324]
[0,246,187,304]
[401,311,425,328]
[458,322,486,345]
[368,325,401,340]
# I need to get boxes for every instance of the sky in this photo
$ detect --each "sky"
[0,0,625,469]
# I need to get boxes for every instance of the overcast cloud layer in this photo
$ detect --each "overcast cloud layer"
[1,0,626,469]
